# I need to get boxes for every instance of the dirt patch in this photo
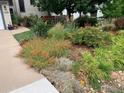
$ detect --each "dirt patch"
[69,45,93,61]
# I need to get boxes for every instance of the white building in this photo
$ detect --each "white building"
[0,0,46,30]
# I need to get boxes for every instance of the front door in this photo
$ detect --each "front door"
[0,7,4,30]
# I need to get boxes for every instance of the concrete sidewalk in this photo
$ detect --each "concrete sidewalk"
[0,28,58,93]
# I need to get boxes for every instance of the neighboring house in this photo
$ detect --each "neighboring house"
[9,0,46,17]
[0,0,46,30]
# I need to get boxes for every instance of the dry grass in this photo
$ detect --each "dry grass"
[20,38,71,70]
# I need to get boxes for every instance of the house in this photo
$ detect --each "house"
[0,0,12,30]
[0,0,46,30]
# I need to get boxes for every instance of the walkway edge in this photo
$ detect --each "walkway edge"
[9,78,59,93]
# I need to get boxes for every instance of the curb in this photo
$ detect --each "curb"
[9,78,59,93]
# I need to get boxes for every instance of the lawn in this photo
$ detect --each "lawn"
[14,31,35,43]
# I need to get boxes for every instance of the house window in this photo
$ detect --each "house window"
[19,0,25,12]
[30,0,34,5]
[8,0,13,6]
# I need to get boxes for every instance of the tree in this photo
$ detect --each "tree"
[102,0,124,18]
[75,0,91,17]
[89,0,109,17]
[50,0,66,15]
[33,0,65,15]
[65,0,75,20]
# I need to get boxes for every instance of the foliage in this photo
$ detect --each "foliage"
[75,16,97,27]
[12,12,23,25]
[72,62,80,74]
[31,19,48,37]
[32,0,109,18]
[72,27,111,47]
[48,23,67,40]
[75,0,91,16]
[23,15,39,27]
[20,38,71,70]
[14,31,35,43]
[102,0,124,18]
[33,0,65,15]
[73,30,124,90]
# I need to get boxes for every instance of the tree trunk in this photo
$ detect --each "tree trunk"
[79,11,82,18]
[47,10,51,16]
[67,10,72,21]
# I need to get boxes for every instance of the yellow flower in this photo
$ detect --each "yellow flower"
[80,80,85,86]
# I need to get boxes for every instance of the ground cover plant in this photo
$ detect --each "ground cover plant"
[14,31,35,44]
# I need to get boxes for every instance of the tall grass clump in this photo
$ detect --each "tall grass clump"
[20,38,71,70]
[48,23,67,40]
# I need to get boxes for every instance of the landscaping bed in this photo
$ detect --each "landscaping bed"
[15,22,124,93]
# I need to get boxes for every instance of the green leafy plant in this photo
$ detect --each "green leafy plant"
[23,15,39,27]
[72,27,112,47]
[12,12,23,25]
[31,19,48,37]
[48,23,68,40]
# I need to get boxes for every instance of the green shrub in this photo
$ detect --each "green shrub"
[74,16,97,27]
[23,15,39,27]
[72,27,112,47]
[72,62,80,74]
[31,20,48,37]
[48,23,68,40]
[12,12,23,25]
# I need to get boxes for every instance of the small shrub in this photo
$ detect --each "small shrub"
[72,27,112,47]
[48,23,67,40]
[31,20,48,37]
[72,62,80,74]
[23,15,39,27]
[75,16,97,27]
[12,12,23,25]
[21,38,71,69]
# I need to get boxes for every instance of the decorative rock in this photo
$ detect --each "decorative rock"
[111,72,120,79]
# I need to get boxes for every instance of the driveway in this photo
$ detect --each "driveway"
[0,28,58,93]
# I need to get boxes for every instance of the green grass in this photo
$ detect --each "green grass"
[14,31,35,43]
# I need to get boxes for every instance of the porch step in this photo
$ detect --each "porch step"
[9,78,59,93]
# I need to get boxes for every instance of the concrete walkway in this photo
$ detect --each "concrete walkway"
[0,27,59,93]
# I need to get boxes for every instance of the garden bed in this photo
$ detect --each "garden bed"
[15,23,124,93]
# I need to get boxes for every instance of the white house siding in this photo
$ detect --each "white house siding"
[13,0,47,17]
[1,1,12,29]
